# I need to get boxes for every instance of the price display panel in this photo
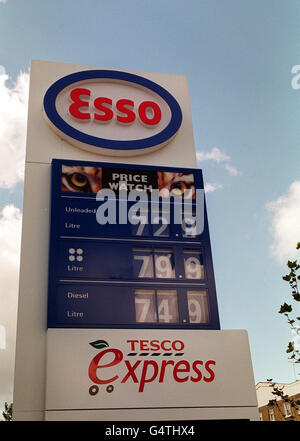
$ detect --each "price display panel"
[47,159,220,329]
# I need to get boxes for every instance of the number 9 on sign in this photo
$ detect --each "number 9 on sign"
[184,249,204,279]
[187,290,209,324]
[154,250,175,278]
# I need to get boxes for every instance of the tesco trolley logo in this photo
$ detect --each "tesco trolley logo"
[87,338,216,396]
[43,70,183,156]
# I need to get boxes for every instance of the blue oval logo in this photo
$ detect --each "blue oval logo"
[43,70,182,156]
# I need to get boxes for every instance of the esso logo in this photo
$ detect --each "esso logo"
[43,70,182,156]
[69,88,162,126]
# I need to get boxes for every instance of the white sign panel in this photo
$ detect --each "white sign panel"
[43,70,183,156]
[45,329,258,412]
[25,60,196,166]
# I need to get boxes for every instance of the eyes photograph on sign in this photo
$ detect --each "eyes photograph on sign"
[157,171,195,199]
[61,163,196,199]
[61,165,102,193]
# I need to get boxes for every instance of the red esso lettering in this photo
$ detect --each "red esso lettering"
[116,99,136,124]
[94,97,113,123]
[69,88,91,120]
[138,101,161,126]
[69,88,162,126]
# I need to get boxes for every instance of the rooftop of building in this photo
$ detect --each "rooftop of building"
[256,380,300,408]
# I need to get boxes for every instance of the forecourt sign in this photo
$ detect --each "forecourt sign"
[47,159,220,330]
[13,59,259,421]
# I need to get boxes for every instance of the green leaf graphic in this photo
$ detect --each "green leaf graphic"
[89,339,109,350]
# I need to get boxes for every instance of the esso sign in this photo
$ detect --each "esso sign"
[69,88,162,126]
[43,70,182,156]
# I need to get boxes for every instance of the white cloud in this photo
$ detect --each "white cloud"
[0,70,29,189]
[224,163,241,176]
[0,205,22,406]
[204,182,223,193]
[0,0,7,4]
[266,181,300,264]
[196,147,241,176]
[197,147,230,163]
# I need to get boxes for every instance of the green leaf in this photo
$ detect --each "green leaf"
[279,303,292,314]
[296,242,300,250]
[286,342,294,353]
[89,339,109,350]
[287,260,297,269]
[292,293,300,301]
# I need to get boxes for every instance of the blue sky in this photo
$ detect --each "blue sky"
[0,0,299,406]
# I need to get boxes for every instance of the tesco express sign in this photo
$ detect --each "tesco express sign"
[43,70,182,156]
